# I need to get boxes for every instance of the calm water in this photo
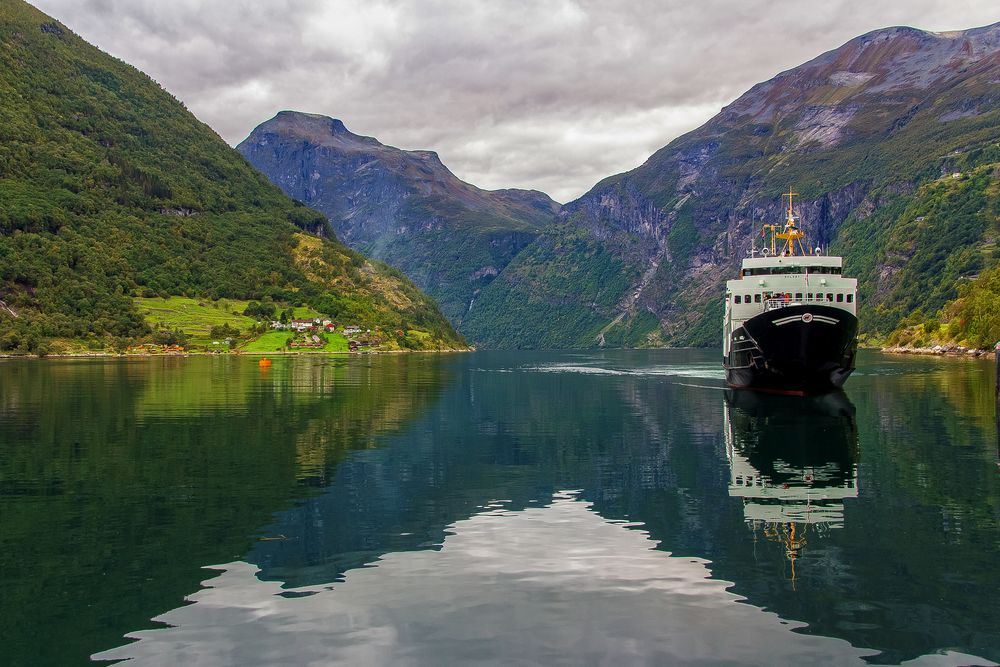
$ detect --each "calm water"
[1,350,998,666]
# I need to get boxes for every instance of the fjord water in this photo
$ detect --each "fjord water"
[1,352,998,666]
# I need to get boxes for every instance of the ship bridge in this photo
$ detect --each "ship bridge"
[740,255,843,277]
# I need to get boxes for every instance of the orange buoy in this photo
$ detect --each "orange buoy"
[258,358,272,368]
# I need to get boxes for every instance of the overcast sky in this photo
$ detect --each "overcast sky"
[34,0,999,202]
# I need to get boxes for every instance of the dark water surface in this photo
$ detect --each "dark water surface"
[1,350,998,665]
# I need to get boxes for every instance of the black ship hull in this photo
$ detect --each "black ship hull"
[724,304,858,395]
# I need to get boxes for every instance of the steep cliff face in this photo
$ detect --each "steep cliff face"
[238,112,558,326]
[464,22,1000,348]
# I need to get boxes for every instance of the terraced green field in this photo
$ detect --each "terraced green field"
[135,297,352,351]
[136,297,256,336]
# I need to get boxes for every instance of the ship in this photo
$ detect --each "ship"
[723,190,858,395]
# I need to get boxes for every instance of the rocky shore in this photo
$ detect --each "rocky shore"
[882,345,991,357]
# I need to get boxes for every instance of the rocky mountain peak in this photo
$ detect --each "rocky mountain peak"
[934,20,1000,47]
[720,21,1000,123]
[238,111,560,329]
[247,111,382,151]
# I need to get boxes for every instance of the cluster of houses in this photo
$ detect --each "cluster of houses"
[270,318,367,336]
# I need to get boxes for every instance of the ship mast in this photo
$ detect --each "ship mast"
[760,188,810,256]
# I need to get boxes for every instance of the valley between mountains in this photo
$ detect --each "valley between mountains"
[2,0,998,354]
[242,22,1000,351]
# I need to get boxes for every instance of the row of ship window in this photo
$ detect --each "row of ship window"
[741,266,842,276]
[731,292,854,304]
[734,475,856,488]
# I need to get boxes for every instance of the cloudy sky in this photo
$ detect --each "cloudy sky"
[34,0,999,202]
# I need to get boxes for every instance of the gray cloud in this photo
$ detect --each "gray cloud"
[33,0,1000,202]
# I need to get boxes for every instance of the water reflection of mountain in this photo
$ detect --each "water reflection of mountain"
[247,355,723,583]
[0,356,452,666]
[248,353,999,665]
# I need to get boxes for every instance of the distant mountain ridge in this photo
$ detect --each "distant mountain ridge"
[238,112,559,326]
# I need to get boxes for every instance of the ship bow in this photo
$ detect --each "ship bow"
[727,305,857,394]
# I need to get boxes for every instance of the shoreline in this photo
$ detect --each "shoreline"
[5,345,990,360]
[880,345,990,358]
[0,348,473,360]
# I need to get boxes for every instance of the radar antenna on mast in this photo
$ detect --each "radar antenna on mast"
[783,188,799,224]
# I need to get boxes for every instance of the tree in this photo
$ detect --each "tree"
[243,301,275,320]
[209,323,240,339]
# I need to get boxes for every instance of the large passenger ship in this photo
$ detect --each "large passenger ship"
[723,191,858,394]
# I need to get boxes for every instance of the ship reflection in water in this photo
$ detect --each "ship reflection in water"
[724,390,858,583]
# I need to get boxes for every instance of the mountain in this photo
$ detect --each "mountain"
[0,1,464,353]
[237,112,559,327]
[462,23,1000,348]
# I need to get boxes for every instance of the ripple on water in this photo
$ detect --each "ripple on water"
[521,362,726,381]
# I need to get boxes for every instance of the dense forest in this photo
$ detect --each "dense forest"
[841,150,1000,349]
[0,1,465,354]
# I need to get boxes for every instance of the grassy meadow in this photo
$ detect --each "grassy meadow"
[240,331,349,353]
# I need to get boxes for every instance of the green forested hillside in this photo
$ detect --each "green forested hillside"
[0,1,464,353]
[460,223,638,348]
[837,152,1000,342]
[932,263,1000,349]
[875,155,1000,349]
[887,263,1000,351]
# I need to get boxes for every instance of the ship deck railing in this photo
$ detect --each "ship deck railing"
[763,296,840,311]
